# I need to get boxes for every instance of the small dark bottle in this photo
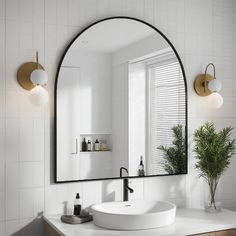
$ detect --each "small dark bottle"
[94,139,100,151]
[138,155,145,176]
[82,138,87,152]
[87,140,92,151]
[73,193,81,216]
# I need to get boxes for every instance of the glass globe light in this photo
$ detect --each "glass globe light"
[30,69,48,85]
[29,85,49,106]
[208,79,222,92]
[208,92,223,109]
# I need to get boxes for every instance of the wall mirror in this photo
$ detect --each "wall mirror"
[55,17,187,183]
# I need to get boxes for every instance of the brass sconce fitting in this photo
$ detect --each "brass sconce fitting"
[194,63,223,109]
[17,51,45,91]
[194,63,216,96]
[17,51,49,106]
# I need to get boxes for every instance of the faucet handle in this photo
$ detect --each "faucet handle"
[128,187,134,194]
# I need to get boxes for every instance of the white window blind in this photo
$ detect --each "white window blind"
[147,57,185,175]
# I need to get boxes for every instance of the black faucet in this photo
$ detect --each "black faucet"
[120,167,134,201]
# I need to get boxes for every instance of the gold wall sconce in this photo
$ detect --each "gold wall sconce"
[194,63,223,108]
[17,51,49,106]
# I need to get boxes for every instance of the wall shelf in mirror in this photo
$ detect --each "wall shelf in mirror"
[80,151,112,153]
[80,134,112,152]
[55,16,187,183]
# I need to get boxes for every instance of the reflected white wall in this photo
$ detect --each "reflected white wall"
[128,62,146,176]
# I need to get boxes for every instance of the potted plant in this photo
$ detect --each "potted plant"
[193,122,235,212]
[158,124,187,174]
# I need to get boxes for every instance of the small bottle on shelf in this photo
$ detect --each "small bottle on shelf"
[87,140,92,151]
[81,138,87,152]
[138,155,145,176]
[94,139,100,151]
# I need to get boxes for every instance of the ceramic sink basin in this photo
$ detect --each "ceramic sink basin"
[91,200,176,230]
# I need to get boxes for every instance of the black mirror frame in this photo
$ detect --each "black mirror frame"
[54,16,188,183]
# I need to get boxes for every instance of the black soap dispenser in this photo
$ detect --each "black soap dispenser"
[87,140,92,151]
[73,193,81,216]
[82,138,87,152]
[138,155,145,176]
[94,139,100,151]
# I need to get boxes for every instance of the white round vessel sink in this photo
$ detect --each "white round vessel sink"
[92,200,176,230]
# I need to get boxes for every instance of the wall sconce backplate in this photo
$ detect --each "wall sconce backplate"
[17,62,44,91]
[194,74,214,96]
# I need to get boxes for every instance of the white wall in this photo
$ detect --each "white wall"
[128,62,146,176]
[0,0,236,235]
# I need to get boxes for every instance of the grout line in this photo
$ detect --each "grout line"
[96,0,98,20]
[43,0,46,218]
[4,0,6,234]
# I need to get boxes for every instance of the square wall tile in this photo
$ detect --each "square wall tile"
[33,23,45,52]
[33,187,44,217]
[5,162,19,220]
[44,185,58,215]
[0,221,5,236]
[6,90,20,118]
[56,0,68,25]
[0,20,5,50]
[0,90,5,118]
[19,162,33,188]
[0,0,5,20]
[20,188,34,219]
[5,118,19,162]
[0,162,4,221]
[5,187,19,220]
[33,133,44,161]
[5,162,19,192]
[19,0,33,22]
[19,132,33,162]
[5,220,19,236]
[45,0,57,24]
[0,134,5,162]
[33,162,44,187]
[68,0,80,27]
[0,118,5,134]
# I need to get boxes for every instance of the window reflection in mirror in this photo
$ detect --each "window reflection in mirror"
[55,18,187,182]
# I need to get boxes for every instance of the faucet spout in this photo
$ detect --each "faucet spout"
[120,167,128,178]
[120,167,134,201]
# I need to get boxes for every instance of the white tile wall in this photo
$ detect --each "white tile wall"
[0,0,236,235]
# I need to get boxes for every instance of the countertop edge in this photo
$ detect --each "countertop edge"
[44,208,236,236]
[44,216,66,236]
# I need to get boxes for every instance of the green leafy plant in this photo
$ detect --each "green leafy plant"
[158,124,187,174]
[193,122,235,210]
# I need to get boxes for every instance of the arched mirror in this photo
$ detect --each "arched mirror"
[55,17,187,183]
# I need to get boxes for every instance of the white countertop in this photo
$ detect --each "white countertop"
[44,208,236,236]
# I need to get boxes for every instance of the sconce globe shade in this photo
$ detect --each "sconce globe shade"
[30,69,48,85]
[29,85,49,106]
[208,79,222,92]
[208,92,223,109]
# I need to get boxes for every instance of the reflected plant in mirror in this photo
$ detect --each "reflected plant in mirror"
[55,17,187,182]
[158,124,187,175]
